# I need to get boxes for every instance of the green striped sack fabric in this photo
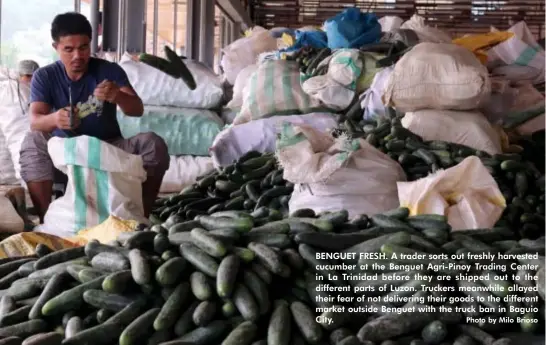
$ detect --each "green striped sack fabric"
[233,60,326,125]
[42,136,148,238]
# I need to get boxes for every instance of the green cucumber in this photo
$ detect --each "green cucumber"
[232,247,255,262]
[371,214,413,230]
[33,247,85,270]
[84,241,127,259]
[193,300,217,326]
[191,228,229,258]
[21,332,62,345]
[250,263,272,285]
[267,301,291,345]
[177,319,230,344]
[168,220,200,235]
[179,243,219,278]
[155,257,186,286]
[242,270,270,315]
[102,270,133,294]
[233,284,260,322]
[83,289,134,312]
[0,320,48,338]
[290,301,323,343]
[62,322,122,345]
[78,268,104,283]
[90,252,129,272]
[65,316,83,339]
[247,243,283,275]
[0,296,15,318]
[28,273,65,319]
[173,301,199,337]
[198,216,254,232]
[216,255,240,298]
[41,276,105,316]
[284,218,334,232]
[153,233,171,254]
[153,282,190,331]
[128,249,151,285]
[190,272,213,301]
[119,308,161,345]
[0,305,31,327]
[221,321,257,345]
[421,320,448,344]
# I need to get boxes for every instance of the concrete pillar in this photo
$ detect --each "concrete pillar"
[198,0,215,68]
[90,0,100,54]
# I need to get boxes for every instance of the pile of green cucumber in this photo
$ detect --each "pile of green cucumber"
[151,152,293,224]
[0,206,543,345]
[333,113,545,239]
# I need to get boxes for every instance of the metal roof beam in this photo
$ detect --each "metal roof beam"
[216,0,252,29]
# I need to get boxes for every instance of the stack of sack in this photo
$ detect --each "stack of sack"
[213,23,351,167]
[383,42,502,156]
[219,26,279,125]
[360,14,456,120]
[213,58,339,167]
[118,53,224,193]
[214,9,394,167]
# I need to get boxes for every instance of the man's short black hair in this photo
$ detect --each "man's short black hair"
[51,12,92,42]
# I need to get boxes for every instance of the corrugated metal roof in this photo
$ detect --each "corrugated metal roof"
[251,0,545,37]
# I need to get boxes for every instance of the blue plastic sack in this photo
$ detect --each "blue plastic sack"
[282,30,328,52]
[324,8,381,49]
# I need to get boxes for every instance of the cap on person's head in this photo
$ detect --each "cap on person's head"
[18,60,39,75]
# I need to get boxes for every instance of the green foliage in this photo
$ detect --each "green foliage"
[0,0,90,67]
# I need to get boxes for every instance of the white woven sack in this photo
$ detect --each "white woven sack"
[233,60,324,125]
[221,28,278,85]
[0,130,17,184]
[384,43,491,112]
[401,110,502,155]
[400,15,452,43]
[160,156,214,193]
[119,53,224,109]
[226,64,257,110]
[379,16,403,32]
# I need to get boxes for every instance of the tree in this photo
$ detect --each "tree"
[0,42,20,69]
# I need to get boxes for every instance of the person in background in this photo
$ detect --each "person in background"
[17,60,39,84]
[19,12,170,223]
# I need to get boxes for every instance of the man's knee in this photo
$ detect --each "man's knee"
[133,132,170,176]
[19,131,54,182]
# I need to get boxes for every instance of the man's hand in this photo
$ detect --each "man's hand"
[94,80,120,103]
[54,107,80,130]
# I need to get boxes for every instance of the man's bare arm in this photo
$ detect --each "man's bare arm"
[115,86,144,117]
[29,102,57,132]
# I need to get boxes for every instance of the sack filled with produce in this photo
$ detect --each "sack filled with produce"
[119,53,223,109]
[397,156,506,230]
[221,27,278,85]
[384,42,491,112]
[234,60,327,125]
[210,113,337,168]
[276,123,406,218]
[226,64,257,110]
[160,155,214,193]
[401,109,502,155]
[40,136,149,238]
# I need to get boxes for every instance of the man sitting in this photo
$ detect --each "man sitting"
[20,12,170,223]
